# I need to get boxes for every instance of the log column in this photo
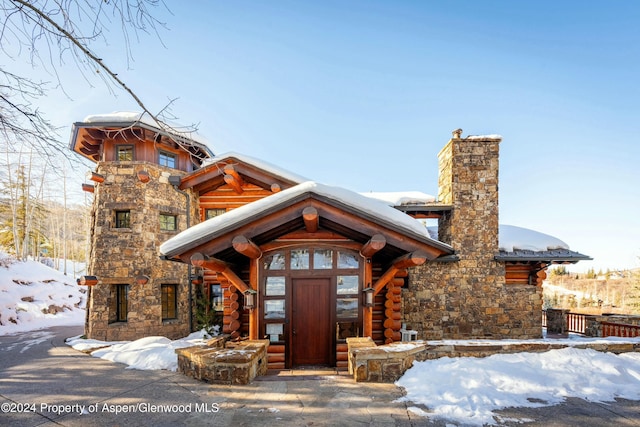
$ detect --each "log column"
[383,274,405,344]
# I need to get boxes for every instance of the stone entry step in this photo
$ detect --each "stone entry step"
[257,368,349,381]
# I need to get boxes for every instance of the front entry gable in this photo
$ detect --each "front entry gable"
[160,181,454,265]
[178,152,307,195]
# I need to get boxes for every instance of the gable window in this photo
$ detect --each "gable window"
[115,210,130,228]
[116,145,134,161]
[205,208,226,220]
[161,284,177,320]
[159,151,176,168]
[110,284,129,323]
[160,214,177,231]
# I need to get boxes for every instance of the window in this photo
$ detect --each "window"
[205,209,226,220]
[116,145,134,161]
[159,151,176,168]
[210,284,223,312]
[115,210,130,228]
[160,214,177,231]
[110,284,129,322]
[161,284,177,320]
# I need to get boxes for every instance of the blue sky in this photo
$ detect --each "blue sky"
[21,1,640,271]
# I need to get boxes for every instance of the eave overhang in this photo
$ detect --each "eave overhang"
[69,120,213,164]
[495,249,592,264]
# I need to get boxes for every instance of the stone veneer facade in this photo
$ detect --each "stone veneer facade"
[85,161,195,341]
[403,135,543,339]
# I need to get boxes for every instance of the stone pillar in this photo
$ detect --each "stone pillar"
[546,309,569,337]
[437,131,501,254]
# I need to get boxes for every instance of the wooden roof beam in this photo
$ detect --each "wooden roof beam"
[232,235,262,259]
[84,128,105,140]
[302,206,319,233]
[190,253,250,293]
[360,234,386,258]
[392,251,428,269]
[223,174,244,194]
[223,165,245,194]
[372,251,428,296]
[223,164,243,181]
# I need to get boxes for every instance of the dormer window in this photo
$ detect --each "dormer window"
[116,145,134,161]
[159,151,176,168]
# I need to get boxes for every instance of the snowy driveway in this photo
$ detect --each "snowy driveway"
[1,326,640,426]
[0,326,219,426]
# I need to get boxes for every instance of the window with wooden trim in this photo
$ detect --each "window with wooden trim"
[116,145,134,161]
[161,284,177,320]
[205,208,226,220]
[115,210,130,228]
[159,151,176,168]
[109,284,129,323]
[159,214,177,231]
[210,283,223,312]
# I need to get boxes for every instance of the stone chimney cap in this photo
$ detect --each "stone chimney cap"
[452,128,463,139]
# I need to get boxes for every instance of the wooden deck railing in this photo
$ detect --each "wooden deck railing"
[542,310,640,338]
[601,322,640,338]
[566,312,587,334]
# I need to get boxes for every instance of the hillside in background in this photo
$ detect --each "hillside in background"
[0,254,86,335]
[543,267,640,315]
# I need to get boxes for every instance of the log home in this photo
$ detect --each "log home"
[70,113,590,369]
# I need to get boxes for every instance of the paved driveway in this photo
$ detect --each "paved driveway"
[1,326,639,426]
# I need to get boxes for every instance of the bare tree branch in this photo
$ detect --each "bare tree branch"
[0,0,203,167]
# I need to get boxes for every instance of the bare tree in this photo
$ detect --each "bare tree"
[0,0,197,163]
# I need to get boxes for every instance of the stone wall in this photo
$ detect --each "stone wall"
[349,339,640,383]
[85,161,195,341]
[176,339,269,385]
[403,135,542,340]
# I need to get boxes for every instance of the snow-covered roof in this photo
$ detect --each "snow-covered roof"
[201,152,308,184]
[466,134,503,140]
[360,191,437,206]
[81,111,211,149]
[496,225,590,262]
[159,181,453,258]
[425,224,590,262]
[498,225,569,252]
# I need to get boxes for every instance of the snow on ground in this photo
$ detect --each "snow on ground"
[2,254,640,425]
[397,339,640,426]
[66,330,212,371]
[0,254,86,335]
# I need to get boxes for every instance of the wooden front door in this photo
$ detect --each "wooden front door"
[291,278,332,366]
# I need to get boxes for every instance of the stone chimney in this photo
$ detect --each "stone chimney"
[437,129,502,258]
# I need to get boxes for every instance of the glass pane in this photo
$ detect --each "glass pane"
[338,251,359,269]
[264,300,285,319]
[266,323,284,342]
[313,249,333,269]
[264,253,285,270]
[265,276,286,296]
[290,249,309,270]
[266,323,284,335]
[337,275,359,295]
[336,298,358,319]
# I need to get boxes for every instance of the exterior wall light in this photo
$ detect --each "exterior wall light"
[363,287,374,307]
[135,275,150,285]
[244,289,257,310]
